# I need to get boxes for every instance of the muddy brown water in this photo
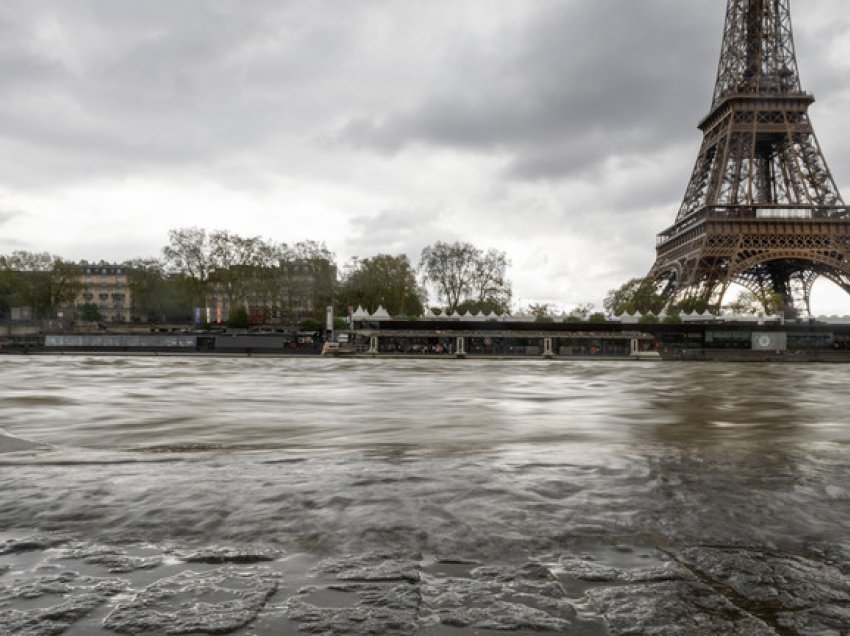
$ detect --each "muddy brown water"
[0,357,848,635]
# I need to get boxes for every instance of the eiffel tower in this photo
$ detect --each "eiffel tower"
[648,0,850,316]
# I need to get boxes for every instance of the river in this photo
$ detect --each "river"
[0,356,848,635]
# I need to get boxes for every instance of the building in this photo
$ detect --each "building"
[206,257,336,326]
[76,262,132,323]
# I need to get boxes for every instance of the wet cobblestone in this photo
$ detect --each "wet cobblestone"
[2,535,848,634]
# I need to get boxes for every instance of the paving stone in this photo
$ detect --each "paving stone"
[56,544,162,574]
[588,580,778,636]
[420,563,577,631]
[102,566,279,634]
[173,544,283,564]
[678,546,850,634]
[284,583,419,636]
[312,551,422,582]
[562,553,695,584]
[0,572,127,636]
[0,535,67,556]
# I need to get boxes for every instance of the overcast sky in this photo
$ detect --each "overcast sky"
[2,0,850,313]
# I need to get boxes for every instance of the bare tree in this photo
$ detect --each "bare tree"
[470,248,511,313]
[279,241,337,323]
[419,241,478,314]
[162,228,214,307]
[208,230,277,307]
[419,241,511,314]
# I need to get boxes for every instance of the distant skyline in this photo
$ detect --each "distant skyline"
[2,0,850,313]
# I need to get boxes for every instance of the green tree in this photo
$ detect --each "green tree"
[526,303,555,322]
[0,251,81,319]
[299,318,323,332]
[672,297,710,315]
[227,305,250,328]
[724,290,784,315]
[419,241,512,314]
[454,299,506,316]
[126,259,194,322]
[79,303,102,322]
[588,311,608,323]
[603,277,665,316]
[339,254,425,317]
[566,303,594,321]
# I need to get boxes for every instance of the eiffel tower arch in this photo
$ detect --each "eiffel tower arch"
[648,0,850,316]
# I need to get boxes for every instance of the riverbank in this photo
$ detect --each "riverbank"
[7,318,850,360]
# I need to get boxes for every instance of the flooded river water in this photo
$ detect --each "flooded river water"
[0,356,848,635]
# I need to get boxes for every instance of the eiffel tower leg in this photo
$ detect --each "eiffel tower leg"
[672,263,728,313]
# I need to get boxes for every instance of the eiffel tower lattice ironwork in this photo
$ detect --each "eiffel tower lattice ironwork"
[648,0,850,315]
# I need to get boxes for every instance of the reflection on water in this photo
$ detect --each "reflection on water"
[2,357,849,452]
[0,356,847,554]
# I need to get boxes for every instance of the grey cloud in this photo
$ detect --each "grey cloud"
[0,209,21,225]
[0,0,843,194]
[338,0,722,181]
[0,0,369,187]
[343,207,455,266]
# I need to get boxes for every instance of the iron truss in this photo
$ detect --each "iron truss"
[648,0,850,315]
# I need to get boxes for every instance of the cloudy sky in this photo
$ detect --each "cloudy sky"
[2,0,850,313]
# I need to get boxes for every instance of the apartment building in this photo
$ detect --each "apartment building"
[76,261,132,323]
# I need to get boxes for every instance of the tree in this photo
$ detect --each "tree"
[454,299,506,315]
[279,241,337,323]
[587,312,608,323]
[469,248,512,313]
[568,303,593,319]
[673,297,711,315]
[227,305,250,328]
[603,277,665,316]
[419,241,512,314]
[724,290,784,315]
[338,254,425,317]
[0,251,81,319]
[208,230,278,308]
[162,228,214,308]
[526,303,555,322]
[162,228,323,324]
[79,303,102,323]
[564,303,593,322]
[126,258,194,322]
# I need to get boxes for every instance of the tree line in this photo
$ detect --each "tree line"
[0,252,81,320]
[0,228,514,325]
[601,277,785,322]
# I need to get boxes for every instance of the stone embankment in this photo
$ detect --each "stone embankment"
[1,534,847,635]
